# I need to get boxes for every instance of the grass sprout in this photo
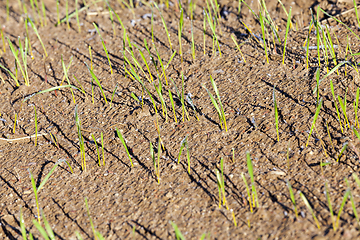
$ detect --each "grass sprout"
[287,180,298,219]
[282,7,292,64]
[330,80,343,133]
[33,105,38,146]
[337,142,348,162]
[259,10,269,64]
[169,90,177,123]
[116,127,133,167]
[101,132,105,166]
[231,34,246,63]
[324,182,336,231]
[338,88,350,129]
[154,2,172,51]
[93,23,113,75]
[29,169,40,223]
[91,134,101,167]
[61,55,76,104]
[75,105,86,171]
[28,17,47,57]
[202,76,227,131]
[178,136,191,174]
[273,85,279,141]
[306,98,322,147]
[335,188,350,229]
[169,221,186,240]
[246,152,259,208]
[345,178,360,230]
[85,62,108,104]
[299,191,320,229]
[85,197,97,239]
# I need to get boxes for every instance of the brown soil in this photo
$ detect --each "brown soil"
[1,0,360,239]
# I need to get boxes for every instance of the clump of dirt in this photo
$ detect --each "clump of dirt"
[1,0,360,239]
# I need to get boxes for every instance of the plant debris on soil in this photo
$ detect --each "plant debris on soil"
[1,0,360,239]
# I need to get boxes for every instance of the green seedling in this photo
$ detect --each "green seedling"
[216,169,228,210]
[134,44,154,82]
[246,152,259,208]
[154,81,168,122]
[7,37,27,86]
[156,138,161,183]
[110,83,118,108]
[205,10,221,57]
[20,207,27,240]
[28,18,47,57]
[337,142,348,162]
[319,8,360,41]
[178,136,191,174]
[178,8,184,63]
[116,127,133,167]
[219,157,228,209]
[241,172,253,212]
[306,98,323,147]
[282,7,292,64]
[65,0,70,29]
[61,55,76,103]
[89,46,93,70]
[305,19,313,69]
[93,23,113,75]
[13,112,17,134]
[287,180,298,219]
[41,0,47,26]
[186,93,199,121]
[151,5,154,43]
[338,88,350,129]
[75,105,86,171]
[85,197,97,240]
[314,68,320,105]
[170,77,189,121]
[345,178,360,230]
[33,106,38,146]
[168,90,177,123]
[130,69,158,115]
[329,80,343,133]
[91,134,101,166]
[108,5,115,37]
[1,28,6,53]
[150,141,159,184]
[29,169,40,223]
[325,121,334,150]
[335,188,350,229]
[325,182,336,231]
[325,25,339,75]
[49,132,59,149]
[101,132,105,166]
[18,36,29,85]
[353,173,360,189]
[56,0,60,26]
[191,20,195,60]
[143,39,160,77]
[259,10,269,64]
[29,0,38,25]
[85,62,108,104]
[202,76,227,131]
[273,85,279,141]
[203,13,206,55]
[355,0,360,28]
[231,34,246,63]
[169,221,186,240]
[353,127,360,145]
[75,0,81,32]
[232,148,235,163]
[73,75,87,100]
[23,85,80,102]
[32,217,54,240]
[299,191,320,229]
[154,2,172,51]
[153,43,168,85]
[0,62,19,86]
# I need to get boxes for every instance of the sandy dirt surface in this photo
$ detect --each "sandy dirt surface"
[1,0,360,239]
